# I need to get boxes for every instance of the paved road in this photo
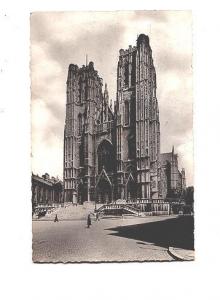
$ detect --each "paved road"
[32,216,177,262]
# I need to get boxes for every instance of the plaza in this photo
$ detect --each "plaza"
[32,215,194,262]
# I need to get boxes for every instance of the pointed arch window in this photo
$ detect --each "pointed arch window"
[124,61,129,86]
[97,140,114,173]
[124,101,129,126]
[78,77,82,103]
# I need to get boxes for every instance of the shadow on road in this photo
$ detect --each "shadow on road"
[105,216,194,250]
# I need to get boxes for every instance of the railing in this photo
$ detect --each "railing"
[96,203,140,215]
[95,200,170,216]
[124,204,141,214]
[127,199,169,204]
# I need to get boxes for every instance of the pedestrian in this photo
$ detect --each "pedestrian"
[87,213,91,228]
[54,214,59,222]
[96,212,100,221]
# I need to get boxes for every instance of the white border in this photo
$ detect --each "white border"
[0,1,220,300]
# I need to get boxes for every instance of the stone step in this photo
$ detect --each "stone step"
[35,203,96,220]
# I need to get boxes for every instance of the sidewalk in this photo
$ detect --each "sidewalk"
[168,247,195,261]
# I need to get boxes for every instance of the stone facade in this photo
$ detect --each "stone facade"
[64,34,171,206]
[160,147,186,198]
[32,173,63,210]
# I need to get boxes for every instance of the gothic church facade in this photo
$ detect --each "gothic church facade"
[64,34,166,204]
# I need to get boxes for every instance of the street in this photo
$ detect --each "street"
[32,215,193,262]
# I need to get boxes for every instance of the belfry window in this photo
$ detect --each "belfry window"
[79,77,82,103]
[124,101,129,126]
[124,61,129,86]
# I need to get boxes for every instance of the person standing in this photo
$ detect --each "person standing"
[96,212,100,221]
[87,213,91,228]
[54,214,59,222]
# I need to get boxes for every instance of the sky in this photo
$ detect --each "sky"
[31,11,193,185]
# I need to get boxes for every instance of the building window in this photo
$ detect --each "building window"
[97,140,114,173]
[124,101,129,126]
[78,77,82,103]
[128,135,135,159]
[124,61,129,86]
[78,114,82,135]
[146,148,149,156]
[79,143,84,166]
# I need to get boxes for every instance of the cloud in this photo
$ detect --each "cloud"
[31,11,193,185]
[132,10,169,23]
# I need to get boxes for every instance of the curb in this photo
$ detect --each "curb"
[168,247,194,261]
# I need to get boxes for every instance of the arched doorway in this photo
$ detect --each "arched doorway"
[126,175,136,202]
[96,140,114,203]
[96,177,112,204]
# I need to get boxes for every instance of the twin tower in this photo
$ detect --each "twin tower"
[64,34,162,204]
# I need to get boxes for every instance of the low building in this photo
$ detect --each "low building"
[31,173,63,212]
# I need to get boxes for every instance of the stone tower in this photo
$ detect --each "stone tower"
[64,62,103,203]
[115,34,161,201]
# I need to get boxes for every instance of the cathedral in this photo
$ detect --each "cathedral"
[63,34,185,208]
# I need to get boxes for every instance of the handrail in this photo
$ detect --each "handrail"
[96,203,140,215]
[124,204,141,213]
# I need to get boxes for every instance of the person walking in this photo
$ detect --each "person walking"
[87,213,91,228]
[54,214,59,222]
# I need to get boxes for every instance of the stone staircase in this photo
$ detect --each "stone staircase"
[33,202,145,221]
[124,204,142,215]
[34,202,96,221]
[96,203,142,216]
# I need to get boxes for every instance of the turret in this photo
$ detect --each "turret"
[137,34,149,47]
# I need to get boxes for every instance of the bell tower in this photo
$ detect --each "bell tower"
[135,34,160,200]
[64,62,103,203]
[115,44,137,200]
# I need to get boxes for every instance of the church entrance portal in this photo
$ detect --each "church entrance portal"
[126,176,136,202]
[96,178,112,204]
[96,140,114,203]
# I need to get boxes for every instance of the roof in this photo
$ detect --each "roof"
[32,174,53,187]
[32,173,63,187]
